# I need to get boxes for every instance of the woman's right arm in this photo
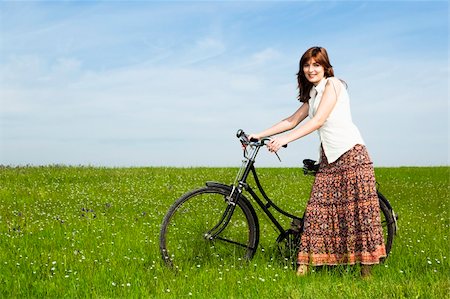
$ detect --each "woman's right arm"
[250,102,309,140]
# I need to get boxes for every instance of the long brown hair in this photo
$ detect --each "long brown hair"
[297,46,334,103]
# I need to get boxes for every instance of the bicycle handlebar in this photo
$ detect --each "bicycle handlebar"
[236,129,287,148]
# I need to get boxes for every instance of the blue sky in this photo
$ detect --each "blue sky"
[0,0,448,167]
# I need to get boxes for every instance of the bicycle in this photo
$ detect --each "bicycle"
[159,129,398,270]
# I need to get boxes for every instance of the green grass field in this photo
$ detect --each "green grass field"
[1,166,448,298]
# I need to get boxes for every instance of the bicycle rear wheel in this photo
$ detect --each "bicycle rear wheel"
[378,193,396,260]
[159,186,259,269]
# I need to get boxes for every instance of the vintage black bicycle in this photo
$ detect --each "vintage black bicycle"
[159,130,397,269]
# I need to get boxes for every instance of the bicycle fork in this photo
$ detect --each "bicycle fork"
[203,153,256,247]
[202,184,248,248]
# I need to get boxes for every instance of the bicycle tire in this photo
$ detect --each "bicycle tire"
[159,186,259,269]
[378,194,395,260]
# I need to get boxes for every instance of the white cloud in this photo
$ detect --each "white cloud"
[251,48,280,65]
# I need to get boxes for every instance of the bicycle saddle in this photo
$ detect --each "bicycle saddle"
[303,159,319,172]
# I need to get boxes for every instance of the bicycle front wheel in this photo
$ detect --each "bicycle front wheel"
[159,186,259,269]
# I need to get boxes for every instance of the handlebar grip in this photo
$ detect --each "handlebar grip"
[236,129,245,138]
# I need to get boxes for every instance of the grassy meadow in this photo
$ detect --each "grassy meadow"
[0,166,449,298]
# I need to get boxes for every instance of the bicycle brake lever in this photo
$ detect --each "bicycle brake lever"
[274,152,282,162]
[264,137,284,162]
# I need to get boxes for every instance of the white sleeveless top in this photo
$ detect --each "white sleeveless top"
[308,77,364,163]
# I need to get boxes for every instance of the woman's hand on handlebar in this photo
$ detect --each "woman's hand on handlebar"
[267,136,288,153]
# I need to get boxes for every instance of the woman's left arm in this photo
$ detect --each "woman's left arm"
[267,78,341,152]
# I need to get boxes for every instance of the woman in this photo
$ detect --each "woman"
[249,46,386,277]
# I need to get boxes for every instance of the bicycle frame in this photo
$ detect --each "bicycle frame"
[246,166,302,233]
[205,139,301,242]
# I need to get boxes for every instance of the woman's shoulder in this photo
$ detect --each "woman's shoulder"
[327,76,344,86]
[325,77,345,93]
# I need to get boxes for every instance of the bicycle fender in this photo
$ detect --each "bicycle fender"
[206,181,233,191]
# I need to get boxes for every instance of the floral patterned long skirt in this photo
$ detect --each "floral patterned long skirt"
[297,144,386,266]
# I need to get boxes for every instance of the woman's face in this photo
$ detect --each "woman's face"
[303,58,325,86]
